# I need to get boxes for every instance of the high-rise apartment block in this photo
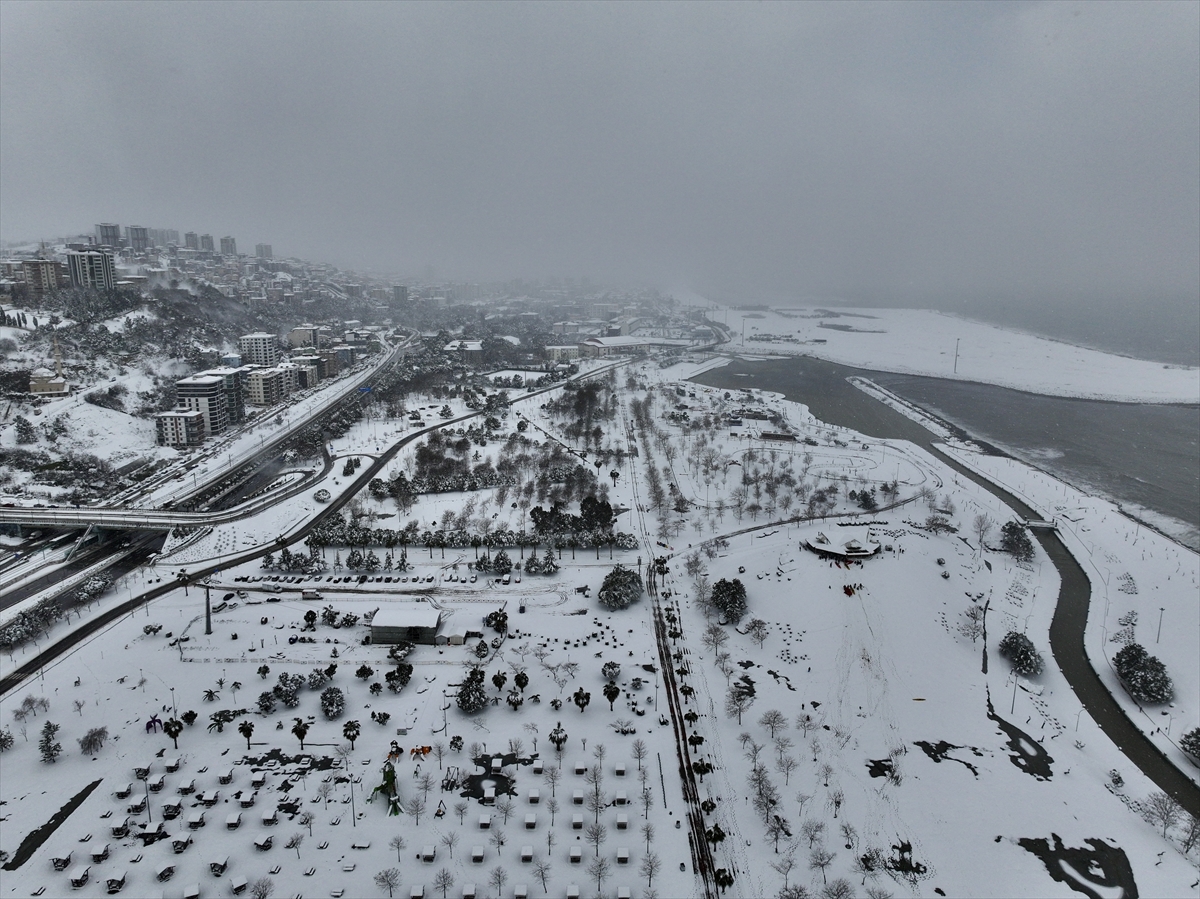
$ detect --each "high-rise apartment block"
[66,250,116,291]
[199,234,215,253]
[184,232,200,250]
[126,226,149,252]
[22,259,66,293]
[239,332,281,367]
[255,243,273,259]
[392,285,409,305]
[176,374,228,436]
[220,236,237,256]
[95,223,122,247]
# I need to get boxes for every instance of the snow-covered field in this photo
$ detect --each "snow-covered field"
[1,356,1197,899]
[714,306,1200,404]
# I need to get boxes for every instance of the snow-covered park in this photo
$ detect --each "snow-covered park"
[1,354,1197,899]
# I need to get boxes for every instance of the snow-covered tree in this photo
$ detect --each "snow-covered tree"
[998,631,1043,676]
[598,564,644,610]
[320,686,345,719]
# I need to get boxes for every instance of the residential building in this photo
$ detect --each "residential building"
[220,236,237,256]
[155,410,205,447]
[95,223,122,247]
[275,363,300,395]
[176,374,228,436]
[392,285,409,305]
[202,367,247,425]
[66,250,116,291]
[126,226,149,253]
[317,349,341,377]
[199,234,215,253]
[245,368,286,406]
[239,332,280,367]
[544,345,579,362]
[288,324,321,349]
[255,243,272,259]
[21,259,66,294]
[184,232,200,250]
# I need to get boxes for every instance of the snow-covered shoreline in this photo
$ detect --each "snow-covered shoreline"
[709,305,1200,404]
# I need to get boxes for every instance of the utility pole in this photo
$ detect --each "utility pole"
[953,338,960,374]
[204,584,212,636]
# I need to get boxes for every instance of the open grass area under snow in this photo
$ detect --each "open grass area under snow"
[1,358,1197,899]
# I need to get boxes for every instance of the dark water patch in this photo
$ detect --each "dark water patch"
[2,778,103,870]
[866,758,894,778]
[988,696,1054,780]
[1018,833,1138,899]
[460,772,516,802]
[912,741,981,777]
[765,669,796,691]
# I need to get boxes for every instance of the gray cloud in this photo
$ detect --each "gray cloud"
[2,1,1196,306]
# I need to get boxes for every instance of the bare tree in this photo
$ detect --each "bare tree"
[1175,812,1200,855]
[641,821,656,852]
[809,847,837,884]
[544,765,561,797]
[758,709,787,739]
[801,819,826,848]
[454,801,469,824]
[433,868,455,899]
[972,513,993,547]
[533,860,552,893]
[823,878,854,899]
[317,781,333,808]
[545,796,560,826]
[1142,791,1183,838]
[770,851,798,889]
[631,738,648,771]
[585,821,608,856]
[639,851,662,889]
[373,867,401,898]
[440,831,459,859]
[418,771,436,800]
[587,855,612,892]
[389,834,407,861]
[299,811,314,837]
[488,828,506,857]
[641,785,654,819]
[497,797,515,824]
[958,604,985,643]
[488,865,508,897]
[285,831,304,859]
[777,755,798,786]
[702,623,729,655]
[405,796,426,825]
[249,878,275,899]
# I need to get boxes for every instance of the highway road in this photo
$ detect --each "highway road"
[0,358,628,695]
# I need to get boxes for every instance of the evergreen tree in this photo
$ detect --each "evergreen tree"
[711,578,749,624]
[456,668,489,714]
[1181,727,1200,761]
[13,416,36,444]
[998,631,1044,676]
[38,720,62,763]
[597,564,644,610]
[999,522,1034,561]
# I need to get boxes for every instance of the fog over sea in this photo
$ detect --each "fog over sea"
[697,298,1200,549]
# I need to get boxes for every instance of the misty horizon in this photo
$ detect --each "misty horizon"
[2,2,1197,314]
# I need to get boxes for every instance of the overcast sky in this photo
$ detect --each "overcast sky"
[1,1,1197,307]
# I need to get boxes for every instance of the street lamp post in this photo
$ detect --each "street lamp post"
[1157,607,1165,644]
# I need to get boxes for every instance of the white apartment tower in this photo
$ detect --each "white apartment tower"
[239,332,281,367]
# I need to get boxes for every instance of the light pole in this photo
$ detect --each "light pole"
[1156,607,1165,644]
